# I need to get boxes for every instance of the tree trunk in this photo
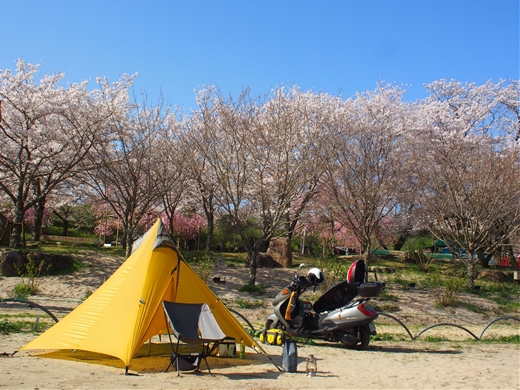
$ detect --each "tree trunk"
[32,199,45,241]
[31,181,45,242]
[285,232,293,267]
[10,201,24,248]
[248,248,258,286]
[364,244,372,283]
[374,226,388,250]
[205,211,214,251]
[393,230,411,251]
[124,228,135,258]
[329,220,336,255]
[466,262,476,290]
[52,210,70,236]
[62,219,69,236]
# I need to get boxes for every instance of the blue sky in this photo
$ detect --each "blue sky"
[2,1,518,112]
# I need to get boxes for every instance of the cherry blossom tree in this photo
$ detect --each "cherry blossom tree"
[82,98,168,257]
[187,85,333,284]
[156,111,190,238]
[48,180,95,236]
[0,59,133,247]
[187,87,261,284]
[166,212,206,250]
[23,205,52,240]
[324,83,412,279]
[497,79,520,142]
[258,86,339,267]
[414,79,520,288]
[180,129,218,251]
[92,202,120,242]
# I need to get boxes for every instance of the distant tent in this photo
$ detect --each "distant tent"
[21,219,265,371]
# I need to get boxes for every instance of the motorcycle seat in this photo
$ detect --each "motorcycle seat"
[313,280,357,313]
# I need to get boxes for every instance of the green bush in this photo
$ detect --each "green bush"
[11,255,50,298]
[11,284,38,299]
[190,253,215,284]
[427,272,465,307]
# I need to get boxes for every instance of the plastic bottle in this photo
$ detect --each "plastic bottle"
[239,339,245,359]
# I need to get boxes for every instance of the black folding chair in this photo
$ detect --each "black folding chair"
[163,301,226,376]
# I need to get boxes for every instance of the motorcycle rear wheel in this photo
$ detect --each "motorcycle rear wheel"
[350,326,370,350]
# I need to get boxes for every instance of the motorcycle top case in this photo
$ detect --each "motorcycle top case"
[357,282,386,297]
[260,329,291,345]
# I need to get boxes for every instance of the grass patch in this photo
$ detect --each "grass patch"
[372,333,401,341]
[181,251,247,269]
[379,290,399,301]
[468,283,520,313]
[10,284,39,299]
[38,243,126,258]
[496,301,520,313]
[477,334,520,344]
[0,318,49,334]
[372,302,400,312]
[72,259,88,272]
[220,253,247,267]
[426,272,465,308]
[239,284,267,295]
[392,275,412,290]
[422,335,450,342]
[235,298,265,309]
[459,301,486,314]
[0,313,40,319]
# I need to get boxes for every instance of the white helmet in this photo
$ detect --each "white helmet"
[307,268,325,286]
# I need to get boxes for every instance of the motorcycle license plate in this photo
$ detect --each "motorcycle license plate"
[368,322,376,333]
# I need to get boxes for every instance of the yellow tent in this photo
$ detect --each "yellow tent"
[21,219,265,371]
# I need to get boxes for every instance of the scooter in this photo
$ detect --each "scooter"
[265,260,385,350]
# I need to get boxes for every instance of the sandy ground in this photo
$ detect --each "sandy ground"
[1,253,519,389]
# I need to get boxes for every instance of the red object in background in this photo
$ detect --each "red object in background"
[500,256,509,266]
